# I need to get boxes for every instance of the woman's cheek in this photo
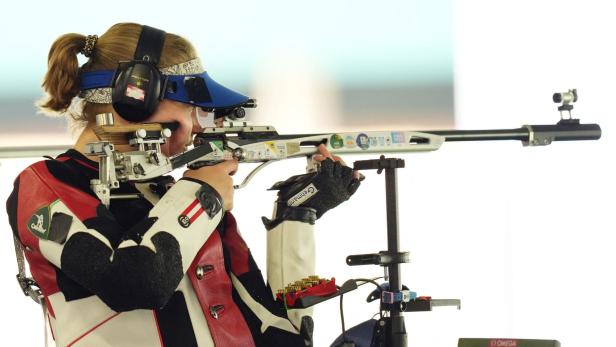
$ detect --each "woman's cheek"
[163,124,191,156]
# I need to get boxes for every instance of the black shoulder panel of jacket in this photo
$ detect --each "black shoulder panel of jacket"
[49,212,73,244]
[155,291,198,347]
[61,231,183,311]
[55,266,94,301]
[81,206,125,249]
[119,217,159,245]
[80,190,155,248]
[45,157,98,199]
[46,154,154,238]
[6,176,19,238]
[108,194,154,232]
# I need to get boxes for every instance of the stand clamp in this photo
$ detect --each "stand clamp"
[346,251,410,266]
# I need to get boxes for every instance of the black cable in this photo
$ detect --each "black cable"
[337,277,387,346]
[353,278,383,291]
[339,293,349,343]
[353,278,385,320]
[353,278,387,347]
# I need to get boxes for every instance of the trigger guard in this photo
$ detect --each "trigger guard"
[306,156,321,173]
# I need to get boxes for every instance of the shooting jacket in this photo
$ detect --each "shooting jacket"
[6,149,316,347]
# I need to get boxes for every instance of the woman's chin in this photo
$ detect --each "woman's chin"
[161,143,178,157]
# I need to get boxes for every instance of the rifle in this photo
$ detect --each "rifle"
[84,89,600,207]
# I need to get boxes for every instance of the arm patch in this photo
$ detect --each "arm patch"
[49,212,73,244]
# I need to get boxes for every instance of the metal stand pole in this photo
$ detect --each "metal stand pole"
[384,161,407,347]
[350,156,408,347]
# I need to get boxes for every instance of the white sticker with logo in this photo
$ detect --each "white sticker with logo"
[287,183,319,206]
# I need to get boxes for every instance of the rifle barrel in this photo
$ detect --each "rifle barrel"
[431,128,528,142]
[430,123,601,143]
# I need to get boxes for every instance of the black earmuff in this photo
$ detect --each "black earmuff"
[111,26,166,123]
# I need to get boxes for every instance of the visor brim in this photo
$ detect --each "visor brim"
[165,72,250,109]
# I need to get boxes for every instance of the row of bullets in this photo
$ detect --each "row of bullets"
[277,275,328,295]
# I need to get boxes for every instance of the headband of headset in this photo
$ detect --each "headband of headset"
[111,25,166,122]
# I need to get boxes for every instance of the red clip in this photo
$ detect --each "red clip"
[276,277,337,307]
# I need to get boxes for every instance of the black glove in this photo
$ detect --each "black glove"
[267,158,361,223]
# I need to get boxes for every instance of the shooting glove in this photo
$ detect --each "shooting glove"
[262,159,361,230]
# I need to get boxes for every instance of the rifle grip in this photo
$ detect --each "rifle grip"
[187,160,225,170]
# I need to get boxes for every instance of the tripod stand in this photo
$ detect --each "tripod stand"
[287,155,460,346]
[328,156,460,347]
[345,156,410,347]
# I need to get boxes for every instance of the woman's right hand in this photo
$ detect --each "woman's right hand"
[183,160,238,211]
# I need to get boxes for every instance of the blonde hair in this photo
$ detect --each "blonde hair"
[38,23,198,125]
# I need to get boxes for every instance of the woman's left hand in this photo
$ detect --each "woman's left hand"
[268,144,362,219]
[311,144,361,180]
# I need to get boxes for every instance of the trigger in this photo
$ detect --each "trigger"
[306,156,321,173]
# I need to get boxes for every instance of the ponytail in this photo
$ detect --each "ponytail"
[39,33,86,114]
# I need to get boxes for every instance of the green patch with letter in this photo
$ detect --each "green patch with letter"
[27,200,59,239]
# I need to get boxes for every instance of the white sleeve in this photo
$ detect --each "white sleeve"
[266,209,316,328]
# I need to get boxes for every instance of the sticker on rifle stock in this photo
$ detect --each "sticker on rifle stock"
[356,133,369,150]
[286,143,300,155]
[344,135,356,148]
[330,134,344,149]
[391,132,406,144]
[261,142,276,158]
[277,144,286,156]
[211,140,224,152]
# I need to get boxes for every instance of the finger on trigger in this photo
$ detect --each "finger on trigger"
[312,154,326,162]
[317,144,332,157]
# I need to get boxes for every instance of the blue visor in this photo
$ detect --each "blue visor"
[79,70,250,109]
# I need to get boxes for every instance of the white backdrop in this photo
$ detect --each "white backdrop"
[1,0,615,346]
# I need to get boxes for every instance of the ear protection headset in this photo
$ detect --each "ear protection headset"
[111,25,166,122]
[80,26,254,118]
